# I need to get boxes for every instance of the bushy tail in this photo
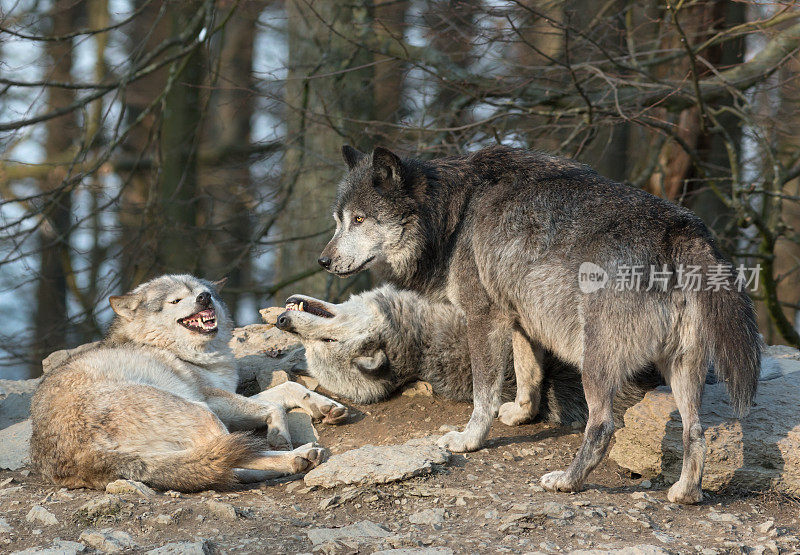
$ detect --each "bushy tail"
[120,432,266,492]
[698,286,761,416]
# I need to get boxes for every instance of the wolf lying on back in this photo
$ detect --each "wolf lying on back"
[30,275,348,492]
[319,145,760,504]
[274,285,660,425]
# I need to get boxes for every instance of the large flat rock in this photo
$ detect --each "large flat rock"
[0,419,31,470]
[304,437,451,488]
[610,350,800,494]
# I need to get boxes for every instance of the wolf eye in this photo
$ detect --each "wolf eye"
[353,215,364,225]
[169,298,182,304]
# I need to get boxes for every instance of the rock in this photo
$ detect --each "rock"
[41,343,101,374]
[78,496,123,519]
[259,307,285,325]
[145,541,211,555]
[372,550,453,555]
[757,520,775,534]
[78,529,136,553]
[11,540,87,555]
[0,419,31,470]
[408,508,445,526]
[205,500,237,521]
[401,381,434,397]
[295,375,319,391]
[0,517,11,533]
[570,546,669,555]
[304,437,450,488]
[105,479,155,497]
[155,514,173,525]
[26,505,58,526]
[610,356,800,495]
[287,410,319,445]
[306,520,390,546]
[0,378,39,429]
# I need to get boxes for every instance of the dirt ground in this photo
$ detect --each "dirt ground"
[1,391,798,554]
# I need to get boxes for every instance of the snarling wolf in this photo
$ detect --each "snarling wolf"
[274,285,659,425]
[319,145,761,504]
[30,275,348,492]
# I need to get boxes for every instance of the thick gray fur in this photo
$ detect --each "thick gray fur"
[319,145,761,504]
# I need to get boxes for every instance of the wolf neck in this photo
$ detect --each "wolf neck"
[105,321,235,369]
[382,158,473,301]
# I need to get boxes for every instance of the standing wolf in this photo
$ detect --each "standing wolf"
[31,275,348,492]
[318,145,760,504]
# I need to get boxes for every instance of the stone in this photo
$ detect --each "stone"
[287,410,319,445]
[0,378,39,429]
[78,496,123,519]
[408,508,445,526]
[78,529,136,553]
[145,541,211,555]
[306,520,390,546]
[41,343,100,374]
[105,479,155,497]
[372,550,453,555]
[757,520,775,534]
[205,500,237,521]
[26,505,58,526]
[570,546,669,555]
[304,437,451,488]
[401,381,434,397]
[610,356,800,495]
[12,540,87,555]
[0,419,32,470]
[295,375,319,391]
[0,517,11,533]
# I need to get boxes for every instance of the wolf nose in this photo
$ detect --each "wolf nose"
[197,292,211,306]
[276,314,289,329]
[318,256,332,269]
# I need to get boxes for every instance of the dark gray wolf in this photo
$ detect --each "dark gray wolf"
[318,145,760,504]
[274,285,659,425]
[30,274,348,492]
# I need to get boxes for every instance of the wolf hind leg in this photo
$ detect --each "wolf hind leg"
[665,349,707,504]
[499,329,544,426]
[251,382,349,425]
[541,357,616,493]
[235,442,329,480]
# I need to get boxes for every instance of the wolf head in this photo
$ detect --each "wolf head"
[318,146,423,279]
[273,287,398,403]
[107,274,233,358]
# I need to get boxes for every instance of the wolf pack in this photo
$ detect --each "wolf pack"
[31,145,760,507]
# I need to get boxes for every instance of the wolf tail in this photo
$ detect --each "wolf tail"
[120,432,266,492]
[697,282,761,417]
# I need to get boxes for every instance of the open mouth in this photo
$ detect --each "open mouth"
[178,308,218,334]
[284,296,334,318]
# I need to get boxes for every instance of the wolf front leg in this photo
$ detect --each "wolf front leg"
[250,381,349,424]
[498,329,544,426]
[202,388,293,450]
[438,309,511,453]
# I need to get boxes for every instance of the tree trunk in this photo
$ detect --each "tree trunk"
[31,0,81,374]
[272,0,377,302]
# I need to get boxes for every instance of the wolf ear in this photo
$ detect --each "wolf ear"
[352,350,388,375]
[212,277,228,292]
[342,145,366,170]
[371,147,402,187]
[109,294,142,321]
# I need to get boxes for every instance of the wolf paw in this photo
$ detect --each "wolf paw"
[290,443,329,474]
[267,427,293,451]
[321,404,349,425]
[437,430,482,453]
[667,481,703,504]
[498,402,534,426]
[540,470,581,493]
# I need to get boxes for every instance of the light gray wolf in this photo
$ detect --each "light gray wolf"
[318,145,761,504]
[274,285,660,425]
[30,274,348,492]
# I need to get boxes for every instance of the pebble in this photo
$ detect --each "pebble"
[145,540,210,555]
[78,496,123,519]
[105,479,155,497]
[26,506,58,526]
[409,508,446,526]
[757,520,775,534]
[205,500,237,521]
[79,529,136,553]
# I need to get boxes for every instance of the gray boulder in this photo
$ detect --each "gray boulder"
[0,419,31,470]
[610,348,800,494]
[304,437,450,488]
